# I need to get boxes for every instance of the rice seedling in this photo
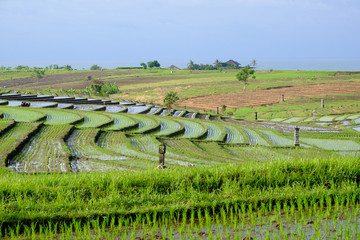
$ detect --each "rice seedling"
[35,108,84,125]
[0,122,42,166]
[0,106,45,122]
[126,114,160,134]
[204,121,227,142]
[175,118,207,139]
[9,125,73,172]
[102,112,138,131]
[75,111,113,128]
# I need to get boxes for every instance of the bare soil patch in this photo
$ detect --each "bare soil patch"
[177,82,360,110]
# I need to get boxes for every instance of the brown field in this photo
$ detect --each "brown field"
[176,82,360,110]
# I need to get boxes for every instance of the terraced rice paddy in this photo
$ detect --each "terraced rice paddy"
[0,105,357,172]
[9,125,73,173]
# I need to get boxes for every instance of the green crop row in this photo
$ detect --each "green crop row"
[103,113,138,131]
[35,108,84,125]
[10,125,73,173]
[0,106,46,122]
[0,122,42,167]
[176,119,207,139]
[126,115,160,134]
[75,111,113,128]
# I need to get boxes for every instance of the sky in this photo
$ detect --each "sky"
[0,0,359,70]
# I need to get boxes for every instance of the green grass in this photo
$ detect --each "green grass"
[1,156,360,236]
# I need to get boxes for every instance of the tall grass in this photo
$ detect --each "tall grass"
[1,156,360,236]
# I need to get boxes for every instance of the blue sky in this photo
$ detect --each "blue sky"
[0,0,359,70]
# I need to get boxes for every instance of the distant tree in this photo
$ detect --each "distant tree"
[90,64,102,70]
[147,60,160,68]
[187,60,195,70]
[236,66,256,91]
[251,59,257,68]
[164,91,179,109]
[63,65,73,71]
[214,59,221,69]
[15,65,29,70]
[32,69,46,82]
[140,63,147,69]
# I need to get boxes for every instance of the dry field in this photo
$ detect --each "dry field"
[177,82,360,110]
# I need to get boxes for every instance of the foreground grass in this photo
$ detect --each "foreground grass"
[1,156,360,231]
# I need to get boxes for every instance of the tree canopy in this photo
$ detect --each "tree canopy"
[147,60,160,68]
[90,65,102,70]
[235,67,256,90]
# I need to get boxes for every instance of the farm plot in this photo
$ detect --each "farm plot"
[125,115,160,134]
[97,131,158,169]
[0,106,45,122]
[195,141,240,161]
[301,138,360,151]
[318,116,336,121]
[204,121,227,141]
[259,129,293,146]
[175,119,207,139]
[152,117,183,137]
[9,125,73,173]
[105,106,126,113]
[66,129,128,161]
[127,106,151,114]
[282,117,304,123]
[35,109,84,125]
[75,111,113,128]
[162,139,228,165]
[0,119,14,134]
[240,127,270,146]
[172,110,185,117]
[146,107,162,115]
[224,125,246,144]
[71,159,128,172]
[103,113,138,131]
[0,122,41,166]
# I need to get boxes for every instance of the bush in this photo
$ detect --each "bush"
[83,83,119,96]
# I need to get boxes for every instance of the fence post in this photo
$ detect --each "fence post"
[158,143,166,169]
[255,112,258,121]
[294,127,300,147]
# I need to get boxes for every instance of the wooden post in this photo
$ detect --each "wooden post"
[158,143,166,169]
[217,107,219,114]
[281,94,285,102]
[294,127,300,147]
[255,112,258,121]
[321,99,324,108]
[184,105,186,109]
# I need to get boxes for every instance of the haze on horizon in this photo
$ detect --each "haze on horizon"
[0,0,359,70]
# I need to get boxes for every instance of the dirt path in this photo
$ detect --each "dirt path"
[176,82,360,110]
